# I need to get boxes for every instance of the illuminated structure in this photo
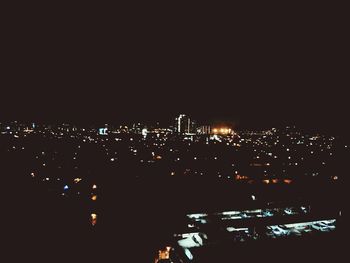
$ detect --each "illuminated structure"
[173,202,340,262]
[197,125,211,135]
[211,127,233,135]
[155,246,172,263]
[98,127,108,135]
[175,114,196,134]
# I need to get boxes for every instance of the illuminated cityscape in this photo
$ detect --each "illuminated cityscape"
[1,115,346,262]
[2,7,346,262]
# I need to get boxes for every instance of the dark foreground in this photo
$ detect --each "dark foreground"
[3,153,345,263]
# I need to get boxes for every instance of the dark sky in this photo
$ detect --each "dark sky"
[1,9,347,134]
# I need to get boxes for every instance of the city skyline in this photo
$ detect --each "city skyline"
[2,25,346,134]
[1,111,345,136]
[1,116,345,262]
[1,6,346,262]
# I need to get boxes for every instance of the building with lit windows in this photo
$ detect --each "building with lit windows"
[175,114,196,134]
[197,125,211,135]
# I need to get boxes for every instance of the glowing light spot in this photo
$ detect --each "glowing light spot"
[74,178,82,183]
[284,179,292,184]
[90,213,97,226]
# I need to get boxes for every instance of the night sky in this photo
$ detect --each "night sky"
[2,11,347,135]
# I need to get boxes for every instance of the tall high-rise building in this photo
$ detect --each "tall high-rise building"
[175,114,196,134]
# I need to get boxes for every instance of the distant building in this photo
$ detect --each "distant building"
[197,125,211,135]
[98,127,108,135]
[175,114,196,134]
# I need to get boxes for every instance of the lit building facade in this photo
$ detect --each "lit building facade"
[197,125,211,135]
[175,114,196,134]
